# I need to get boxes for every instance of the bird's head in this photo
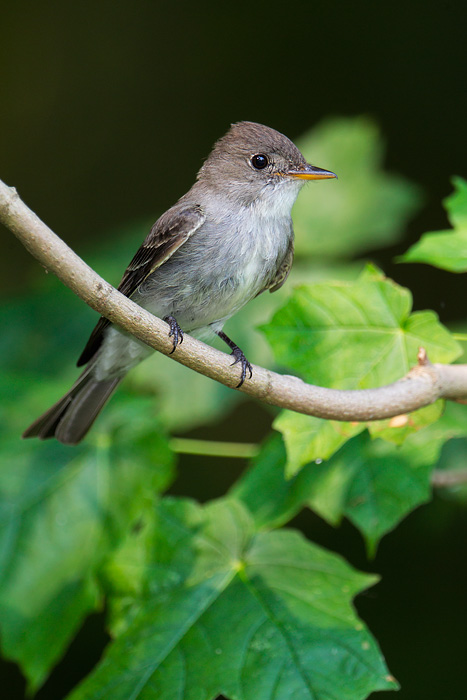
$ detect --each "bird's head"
[197,121,337,209]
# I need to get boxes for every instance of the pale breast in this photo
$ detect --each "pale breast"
[137,202,293,331]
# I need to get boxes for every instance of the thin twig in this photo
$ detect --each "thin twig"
[2,177,467,422]
[431,469,467,488]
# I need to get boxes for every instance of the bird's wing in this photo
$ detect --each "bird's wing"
[266,236,294,294]
[77,203,206,366]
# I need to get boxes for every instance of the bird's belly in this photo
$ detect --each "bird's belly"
[137,237,283,331]
[139,261,262,331]
[94,216,291,380]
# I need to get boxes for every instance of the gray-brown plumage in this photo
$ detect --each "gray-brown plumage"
[23,121,336,444]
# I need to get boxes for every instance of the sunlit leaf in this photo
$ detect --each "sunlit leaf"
[400,177,467,272]
[261,266,460,390]
[367,401,444,444]
[261,266,460,474]
[273,411,364,477]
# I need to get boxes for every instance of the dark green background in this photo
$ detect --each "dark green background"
[1,1,466,698]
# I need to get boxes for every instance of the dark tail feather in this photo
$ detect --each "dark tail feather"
[23,367,121,445]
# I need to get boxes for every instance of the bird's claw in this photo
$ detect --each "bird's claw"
[164,315,184,354]
[230,347,253,388]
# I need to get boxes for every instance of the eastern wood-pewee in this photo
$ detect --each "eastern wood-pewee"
[24,121,336,444]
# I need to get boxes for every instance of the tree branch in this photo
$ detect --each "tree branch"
[2,177,467,422]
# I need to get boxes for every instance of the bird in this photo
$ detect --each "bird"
[23,121,337,444]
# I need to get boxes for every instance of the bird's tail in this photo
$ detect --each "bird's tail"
[22,366,121,445]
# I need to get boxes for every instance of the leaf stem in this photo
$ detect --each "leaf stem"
[170,438,260,459]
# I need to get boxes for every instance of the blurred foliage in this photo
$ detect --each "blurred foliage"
[0,394,174,691]
[401,177,467,271]
[1,116,467,699]
[293,117,423,258]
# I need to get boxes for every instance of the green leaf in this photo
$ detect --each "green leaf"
[271,385,442,481]
[293,116,422,258]
[232,432,355,530]
[445,176,467,227]
[273,411,364,477]
[68,498,397,700]
[235,430,436,555]
[0,394,174,691]
[233,433,432,555]
[400,177,467,272]
[231,433,311,528]
[261,267,461,474]
[262,266,460,389]
[367,401,444,444]
[235,402,467,551]
[324,404,467,551]
[306,430,440,555]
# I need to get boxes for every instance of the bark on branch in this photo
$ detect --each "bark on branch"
[2,177,467,422]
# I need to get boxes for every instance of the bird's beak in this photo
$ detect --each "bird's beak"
[287,164,337,180]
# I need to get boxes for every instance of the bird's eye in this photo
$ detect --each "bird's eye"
[251,154,269,170]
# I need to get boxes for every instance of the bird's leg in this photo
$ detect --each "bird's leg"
[164,315,184,354]
[216,331,253,388]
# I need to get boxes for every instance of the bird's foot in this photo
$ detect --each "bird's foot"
[216,330,253,388]
[230,347,253,388]
[164,315,184,354]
